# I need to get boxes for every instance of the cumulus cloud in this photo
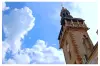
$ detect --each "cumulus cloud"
[30,40,65,64]
[2,6,65,64]
[2,41,10,61]
[4,40,65,64]
[2,6,35,54]
[2,2,10,11]
[13,53,31,64]
[2,6,35,62]
[6,59,16,64]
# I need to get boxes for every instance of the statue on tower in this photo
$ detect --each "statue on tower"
[60,7,73,18]
[60,7,73,25]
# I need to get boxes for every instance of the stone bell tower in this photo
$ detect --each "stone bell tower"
[58,7,94,64]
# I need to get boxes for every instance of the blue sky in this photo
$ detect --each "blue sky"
[2,2,97,64]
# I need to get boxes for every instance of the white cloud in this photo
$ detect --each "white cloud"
[2,6,35,54]
[2,6,65,64]
[2,41,10,61]
[4,40,65,64]
[13,53,31,64]
[6,59,16,64]
[2,2,10,11]
[23,40,65,64]
[32,40,47,51]
[30,40,65,64]
[2,6,35,62]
